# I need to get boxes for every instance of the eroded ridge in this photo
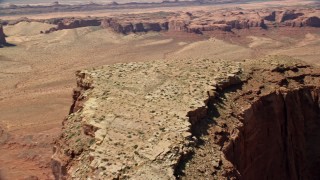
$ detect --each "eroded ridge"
[52,56,320,179]
[52,58,243,179]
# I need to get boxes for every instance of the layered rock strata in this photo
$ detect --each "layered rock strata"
[5,8,317,35]
[101,9,320,34]
[52,56,320,179]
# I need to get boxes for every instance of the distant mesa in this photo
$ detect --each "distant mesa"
[8,3,18,9]
[3,8,319,36]
[98,9,320,34]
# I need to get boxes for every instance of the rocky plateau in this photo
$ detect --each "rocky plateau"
[52,56,320,179]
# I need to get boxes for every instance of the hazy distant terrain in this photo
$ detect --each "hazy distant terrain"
[1,0,166,5]
[0,0,258,6]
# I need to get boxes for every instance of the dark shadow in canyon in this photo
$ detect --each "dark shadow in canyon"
[224,88,320,180]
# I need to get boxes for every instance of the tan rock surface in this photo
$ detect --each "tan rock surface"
[52,58,242,179]
[52,55,320,179]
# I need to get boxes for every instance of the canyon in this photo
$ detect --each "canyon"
[2,8,319,34]
[0,0,320,179]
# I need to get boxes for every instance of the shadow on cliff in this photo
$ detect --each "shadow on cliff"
[174,83,243,178]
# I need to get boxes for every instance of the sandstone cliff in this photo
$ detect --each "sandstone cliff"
[52,56,320,179]
[22,8,317,35]
[100,9,320,34]
[101,18,169,34]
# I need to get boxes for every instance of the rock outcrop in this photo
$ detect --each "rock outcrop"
[101,18,169,34]
[100,12,173,34]
[101,8,320,34]
[180,56,320,180]
[42,18,102,34]
[52,56,320,179]
[3,8,318,35]
[0,24,7,47]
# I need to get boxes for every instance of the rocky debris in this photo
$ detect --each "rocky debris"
[0,24,7,47]
[52,55,320,179]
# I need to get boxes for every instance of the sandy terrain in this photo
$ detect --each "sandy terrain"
[0,1,319,179]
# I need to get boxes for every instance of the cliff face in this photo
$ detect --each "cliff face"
[182,57,320,180]
[51,71,94,180]
[0,25,7,47]
[168,9,320,34]
[101,18,169,34]
[102,9,320,34]
[42,18,102,34]
[52,56,320,179]
[220,61,320,179]
[29,8,318,35]
[225,88,320,180]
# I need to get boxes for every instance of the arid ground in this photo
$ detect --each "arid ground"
[0,0,319,179]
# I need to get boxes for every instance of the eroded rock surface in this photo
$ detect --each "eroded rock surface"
[52,58,242,179]
[181,57,320,180]
[52,56,320,179]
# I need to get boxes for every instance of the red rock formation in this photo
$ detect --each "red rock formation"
[5,8,318,35]
[101,18,168,34]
